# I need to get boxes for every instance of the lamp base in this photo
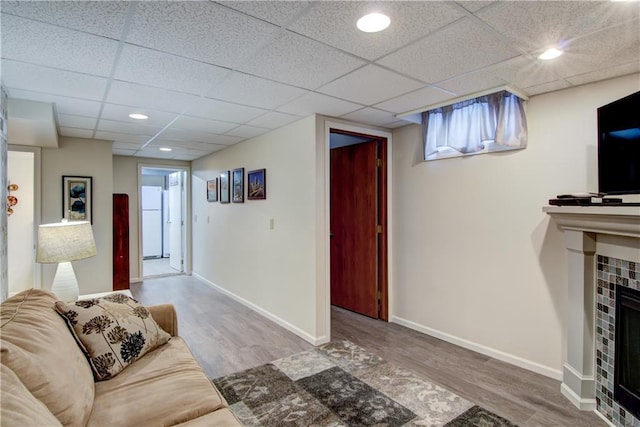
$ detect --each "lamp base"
[51,261,79,302]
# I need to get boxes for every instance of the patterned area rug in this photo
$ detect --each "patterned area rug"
[213,340,517,426]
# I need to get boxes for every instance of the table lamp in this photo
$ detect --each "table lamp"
[36,220,97,302]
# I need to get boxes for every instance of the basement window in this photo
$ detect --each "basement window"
[423,90,527,161]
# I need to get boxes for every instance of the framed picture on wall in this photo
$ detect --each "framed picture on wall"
[219,171,230,204]
[206,178,218,202]
[62,175,92,223]
[232,168,244,203]
[247,169,266,200]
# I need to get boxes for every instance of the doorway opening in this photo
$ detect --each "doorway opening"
[140,167,187,279]
[329,129,388,321]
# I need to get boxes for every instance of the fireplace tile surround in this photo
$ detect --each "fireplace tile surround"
[544,205,640,427]
[596,256,640,427]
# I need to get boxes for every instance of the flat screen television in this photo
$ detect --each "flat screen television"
[597,90,640,195]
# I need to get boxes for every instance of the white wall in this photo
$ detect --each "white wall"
[7,150,35,294]
[41,137,113,295]
[112,156,190,282]
[192,116,324,342]
[390,73,640,378]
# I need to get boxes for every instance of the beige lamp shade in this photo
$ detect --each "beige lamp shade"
[36,221,97,263]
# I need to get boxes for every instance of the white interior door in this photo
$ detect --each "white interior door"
[168,172,183,272]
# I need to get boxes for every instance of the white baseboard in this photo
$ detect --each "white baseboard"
[391,315,563,381]
[130,277,142,284]
[193,273,327,346]
[560,383,597,411]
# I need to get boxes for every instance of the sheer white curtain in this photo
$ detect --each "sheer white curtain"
[423,91,527,159]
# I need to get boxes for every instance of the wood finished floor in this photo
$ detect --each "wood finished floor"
[130,275,605,427]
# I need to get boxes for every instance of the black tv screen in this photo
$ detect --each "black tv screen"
[597,91,640,195]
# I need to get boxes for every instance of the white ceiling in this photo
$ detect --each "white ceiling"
[1,1,639,161]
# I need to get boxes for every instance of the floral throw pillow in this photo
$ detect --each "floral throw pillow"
[55,294,171,381]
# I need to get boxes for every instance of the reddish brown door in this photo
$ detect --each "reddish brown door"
[113,194,130,291]
[330,139,379,318]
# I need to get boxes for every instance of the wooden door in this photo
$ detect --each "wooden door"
[330,140,379,318]
[113,194,129,290]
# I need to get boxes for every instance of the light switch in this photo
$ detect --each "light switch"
[269,218,274,230]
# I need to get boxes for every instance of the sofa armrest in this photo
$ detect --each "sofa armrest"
[147,304,179,337]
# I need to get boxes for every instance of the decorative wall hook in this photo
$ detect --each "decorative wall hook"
[7,183,18,216]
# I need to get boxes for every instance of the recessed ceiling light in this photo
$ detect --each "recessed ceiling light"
[538,47,563,60]
[159,147,172,152]
[129,113,148,120]
[357,13,390,33]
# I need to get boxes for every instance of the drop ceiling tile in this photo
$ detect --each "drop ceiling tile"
[247,111,302,129]
[160,127,242,146]
[1,1,129,39]
[341,108,399,128]
[106,81,201,114]
[96,119,161,136]
[225,125,270,139]
[95,131,151,144]
[208,72,308,109]
[523,79,571,96]
[455,1,495,13]
[277,92,361,117]
[5,89,102,117]
[377,17,520,84]
[383,120,411,129]
[149,138,226,152]
[126,1,279,69]
[2,15,119,77]
[101,104,178,129]
[134,149,176,160]
[374,86,455,114]
[58,127,94,139]
[318,65,423,106]
[57,114,97,130]
[544,20,640,79]
[438,56,560,97]
[240,30,366,89]
[114,44,231,95]
[566,61,640,87]
[171,115,237,135]
[113,148,138,156]
[218,1,312,27]
[113,141,145,150]
[1,60,108,100]
[474,1,639,52]
[288,2,464,61]
[172,153,208,161]
[187,97,267,123]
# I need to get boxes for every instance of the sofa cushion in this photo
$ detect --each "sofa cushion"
[0,289,95,426]
[0,363,63,426]
[55,294,171,380]
[88,337,228,427]
[174,408,241,426]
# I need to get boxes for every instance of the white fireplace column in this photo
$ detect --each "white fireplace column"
[562,229,596,410]
[544,205,640,414]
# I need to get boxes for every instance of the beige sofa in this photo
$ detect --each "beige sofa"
[1,289,240,426]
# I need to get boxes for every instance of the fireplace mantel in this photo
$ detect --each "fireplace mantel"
[544,205,640,418]
[544,205,640,238]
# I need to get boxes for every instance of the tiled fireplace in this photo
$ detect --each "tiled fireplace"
[545,206,640,427]
[596,256,640,426]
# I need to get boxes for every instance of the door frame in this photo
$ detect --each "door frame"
[138,164,191,279]
[323,121,393,338]
[7,145,41,292]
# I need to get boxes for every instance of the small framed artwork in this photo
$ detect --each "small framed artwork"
[247,169,266,200]
[206,179,218,202]
[232,168,244,203]
[219,171,230,204]
[62,175,92,223]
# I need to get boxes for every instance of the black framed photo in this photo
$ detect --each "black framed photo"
[62,175,92,223]
[232,168,244,203]
[219,171,230,204]
[247,169,266,200]
[206,178,218,202]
